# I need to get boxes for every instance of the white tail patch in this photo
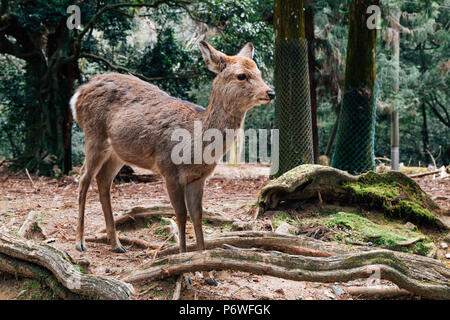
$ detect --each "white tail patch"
[70,90,81,122]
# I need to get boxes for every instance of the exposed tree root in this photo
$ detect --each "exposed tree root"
[81,234,160,249]
[0,234,134,299]
[98,205,232,233]
[0,252,83,300]
[155,231,363,258]
[123,245,450,300]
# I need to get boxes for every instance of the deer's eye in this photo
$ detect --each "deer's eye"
[237,74,246,81]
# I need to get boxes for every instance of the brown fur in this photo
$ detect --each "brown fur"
[72,41,273,254]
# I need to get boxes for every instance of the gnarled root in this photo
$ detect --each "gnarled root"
[124,232,450,300]
[0,234,134,300]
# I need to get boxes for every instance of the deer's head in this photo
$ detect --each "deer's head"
[199,41,275,113]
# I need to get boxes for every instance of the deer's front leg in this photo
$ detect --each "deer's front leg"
[185,179,205,251]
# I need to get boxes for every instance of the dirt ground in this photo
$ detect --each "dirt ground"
[0,163,448,300]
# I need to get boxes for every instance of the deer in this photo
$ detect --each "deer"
[70,41,274,274]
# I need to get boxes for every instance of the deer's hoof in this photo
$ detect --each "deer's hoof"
[112,245,127,253]
[205,278,218,286]
[76,243,86,252]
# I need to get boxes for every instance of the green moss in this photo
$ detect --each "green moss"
[154,229,168,236]
[21,279,57,300]
[73,264,85,274]
[343,171,436,225]
[303,212,434,256]
[413,239,435,256]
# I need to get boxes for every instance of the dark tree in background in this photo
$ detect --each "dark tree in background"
[273,0,314,177]
[0,1,80,175]
[305,5,319,164]
[330,0,379,174]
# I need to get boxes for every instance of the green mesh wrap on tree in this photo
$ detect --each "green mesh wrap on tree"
[274,38,314,177]
[331,85,378,175]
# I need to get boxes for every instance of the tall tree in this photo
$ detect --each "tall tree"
[331,0,379,174]
[389,7,402,171]
[273,0,314,177]
[305,5,319,163]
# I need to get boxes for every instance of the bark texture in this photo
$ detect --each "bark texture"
[0,234,134,300]
[124,235,450,300]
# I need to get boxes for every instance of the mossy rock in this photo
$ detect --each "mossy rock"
[257,165,448,229]
[299,212,435,256]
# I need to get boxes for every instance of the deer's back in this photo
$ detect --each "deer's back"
[72,72,206,173]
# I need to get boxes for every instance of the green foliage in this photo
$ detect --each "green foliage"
[21,279,57,300]
[0,56,27,159]
[138,28,195,99]
[192,0,276,156]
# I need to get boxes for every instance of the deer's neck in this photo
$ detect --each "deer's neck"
[202,89,245,133]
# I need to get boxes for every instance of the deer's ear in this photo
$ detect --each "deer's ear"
[199,41,227,74]
[237,42,254,59]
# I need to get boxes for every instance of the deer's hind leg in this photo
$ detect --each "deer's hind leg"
[165,178,188,253]
[96,153,125,253]
[185,178,217,286]
[76,140,111,252]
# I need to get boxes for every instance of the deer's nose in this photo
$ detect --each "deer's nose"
[267,90,275,100]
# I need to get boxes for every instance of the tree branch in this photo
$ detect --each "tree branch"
[431,94,450,123]
[80,52,196,82]
[425,97,450,128]
[0,14,44,61]
[80,52,197,82]
[77,0,192,42]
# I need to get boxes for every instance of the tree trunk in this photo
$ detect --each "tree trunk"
[421,102,430,164]
[24,24,78,176]
[392,10,401,94]
[325,108,339,157]
[273,0,314,177]
[391,110,399,170]
[330,0,379,174]
[390,9,401,171]
[305,6,319,163]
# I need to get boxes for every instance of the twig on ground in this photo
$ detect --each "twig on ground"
[25,168,37,191]
[17,211,44,239]
[172,275,184,300]
[162,217,179,244]
[409,170,441,178]
[346,286,413,298]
